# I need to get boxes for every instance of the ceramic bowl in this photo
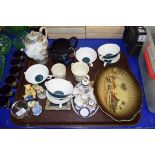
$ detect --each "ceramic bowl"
[76,47,97,67]
[97,44,120,66]
[45,79,74,99]
[24,64,49,84]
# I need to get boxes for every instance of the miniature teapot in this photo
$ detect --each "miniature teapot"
[23,27,48,64]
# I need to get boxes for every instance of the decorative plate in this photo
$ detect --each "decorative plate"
[94,66,142,121]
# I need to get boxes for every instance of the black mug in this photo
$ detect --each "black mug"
[50,37,78,65]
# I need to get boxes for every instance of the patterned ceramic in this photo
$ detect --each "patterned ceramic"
[71,79,99,118]
[23,27,48,64]
[94,66,142,121]
[97,43,120,66]
[24,64,51,84]
[45,79,74,100]
[75,47,97,67]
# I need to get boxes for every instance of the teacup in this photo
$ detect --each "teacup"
[0,96,10,108]
[51,63,66,79]
[75,47,97,67]
[97,43,120,66]
[71,62,89,82]
[24,64,54,84]
[0,85,13,97]
[5,75,17,88]
[45,78,74,100]
[9,66,21,78]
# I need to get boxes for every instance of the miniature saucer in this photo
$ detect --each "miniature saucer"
[79,107,90,117]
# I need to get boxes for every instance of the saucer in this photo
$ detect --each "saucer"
[79,107,90,117]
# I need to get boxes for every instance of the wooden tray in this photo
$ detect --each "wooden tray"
[11,54,141,127]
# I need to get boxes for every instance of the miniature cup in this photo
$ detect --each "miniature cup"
[0,96,10,108]
[5,75,17,88]
[9,66,21,78]
[10,58,21,67]
[13,51,24,61]
[0,85,13,97]
[51,63,66,79]
[71,62,89,82]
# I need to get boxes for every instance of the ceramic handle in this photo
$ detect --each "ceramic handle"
[69,37,78,48]
[88,62,93,67]
[46,75,55,80]
[103,62,107,67]
[85,75,90,80]
[39,27,47,39]
[99,55,103,61]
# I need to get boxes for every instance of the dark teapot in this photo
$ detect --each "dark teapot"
[49,37,78,65]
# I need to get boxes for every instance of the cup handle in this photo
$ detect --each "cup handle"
[88,62,93,67]
[39,27,47,39]
[103,62,107,67]
[47,75,55,80]
[85,75,90,80]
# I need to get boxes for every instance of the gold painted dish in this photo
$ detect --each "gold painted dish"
[94,66,142,122]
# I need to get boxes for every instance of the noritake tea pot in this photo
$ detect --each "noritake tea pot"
[23,27,48,64]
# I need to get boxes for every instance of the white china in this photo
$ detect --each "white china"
[71,82,99,118]
[51,63,66,79]
[71,62,89,82]
[23,27,48,64]
[75,47,97,67]
[79,107,90,117]
[46,91,71,108]
[24,64,51,84]
[45,78,74,99]
[74,97,84,107]
[97,43,120,66]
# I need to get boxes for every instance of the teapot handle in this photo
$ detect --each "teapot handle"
[39,27,47,39]
[69,37,78,48]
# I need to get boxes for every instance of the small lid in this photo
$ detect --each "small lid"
[25,31,42,44]
[81,78,90,86]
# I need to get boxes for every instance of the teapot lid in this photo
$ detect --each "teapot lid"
[25,31,42,44]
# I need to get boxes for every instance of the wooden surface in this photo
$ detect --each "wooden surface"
[11,54,140,127]
[46,26,125,39]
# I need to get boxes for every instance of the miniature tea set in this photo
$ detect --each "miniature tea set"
[10,28,142,122]
[71,77,99,118]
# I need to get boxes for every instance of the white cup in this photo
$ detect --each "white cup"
[71,62,89,82]
[51,63,66,79]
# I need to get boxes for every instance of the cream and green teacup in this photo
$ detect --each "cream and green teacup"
[71,62,89,82]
